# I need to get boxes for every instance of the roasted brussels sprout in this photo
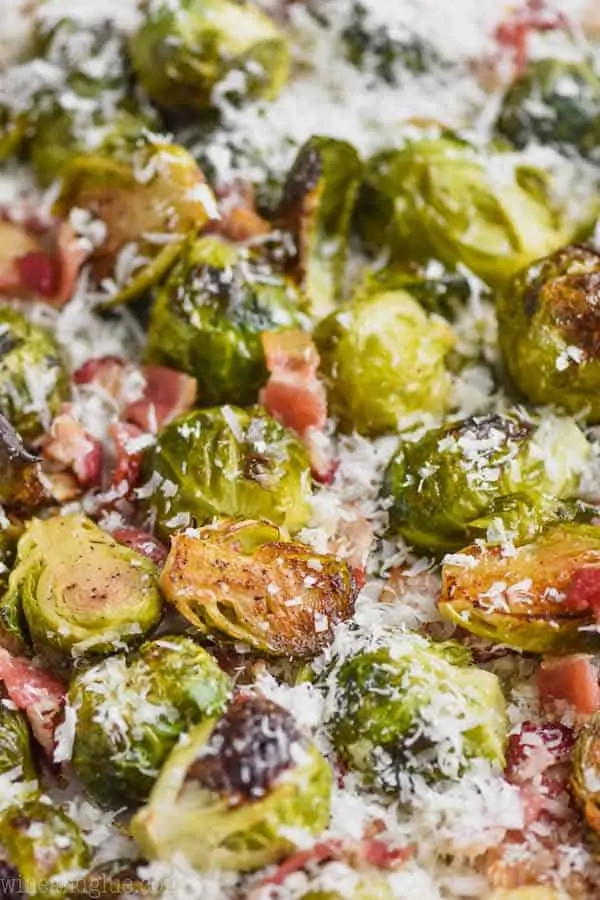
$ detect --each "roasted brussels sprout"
[495,58,600,159]
[357,132,588,285]
[341,1,438,84]
[0,307,69,442]
[70,635,230,807]
[440,524,600,654]
[131,694,332,872]
[129,0,290,112]
[160,519,357,657]
[54,133,217,305]
[142,406,312,538]
[0,704,37,805]
[1,514,163,661]
[274,136,362,318]
[27,17,146,186]
[497,244,600,420]
[326,630,506,790]
[314,283,454,435]
[383,412,590,552]
[572,712,600,841]
[145,236,304,405]
[0,800,90,900]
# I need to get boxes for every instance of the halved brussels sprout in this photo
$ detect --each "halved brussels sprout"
[326,630,506,790]
[70,635,230,807]
[357,132,591,285]
[273,136,363,318]
[497,245,600,420]
[54,133,217,305]
[27,17,146,186]
[1,514,163,661]
[383,411,590,552]
[159,519,358,657]
[314,282,454,435]
[129,0,290,112]
[131,694,332,872]
[0,800,90,900]
[495,58,600,159]
[0,307,69,442]
[142,406,312,539]
[0,704,38,806]
[572,712,600,841]
[440,524,600,654]
[145,236,304,406]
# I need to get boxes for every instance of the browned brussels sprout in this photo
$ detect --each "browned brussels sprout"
[440,524,600,654]
[131,694,332,872]
[0,800,90,900]
[383,412,590,552]
[572,712,600,843]
[314,278,454,435]
[357,132,594,285]
[274,136,363,318]
[159,519,358,657]
[326,630,506,790]
[129,0,291,112]
[497,244,600,421]
[69,635,230,807]
[54,133,217,305]
[495,58,600,160]
[0,514,163,661]
[0,306,69,442]
[141,406,312,539]
[145,235,304,406]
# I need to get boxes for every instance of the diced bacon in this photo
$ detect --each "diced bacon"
[109,422,145,496]
[538,655,600,717]
[565,567,600,619]
[0,647,65,757]
[16,252,58,297]
[0,218,87,306]
[303,427,338,484]
[73,356,128,399]
[112,528,168,566]
[494,0,568,72]
[43,409,103,488]
[251,835,412,895]
[125,365,197,433]
[330,510,373,576]
[505,722,574,784]
[52,221,90,306]
[260,331,328,464]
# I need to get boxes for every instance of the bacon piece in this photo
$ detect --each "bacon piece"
[565,567,600,619]
[0,217,87,306]
[494,0,568,72]
[0,647,65,757]
[260,331,327,434]
[73,355,129,401]
[125,365,197,433]
[52,221,90,306]
[252,836,411,893]
[109,422,146,496]
[43,409,103,488]
[538,655,600,716]
[505,722,574,784]
[112,528,168,567]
